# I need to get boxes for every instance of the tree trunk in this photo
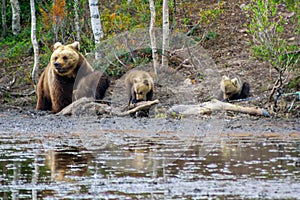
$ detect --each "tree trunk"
[88,0,104,59]
[162,0,169,68]
[30,0,39,86]
[149,0,159,75]
[10,0,20,36]
[74,0,81,42]
[1,0,7,37]
[83,1,90,34]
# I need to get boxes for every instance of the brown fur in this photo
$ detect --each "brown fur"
[36,41,94,113]
[125,70,154,105]
[219,75,250,101]
[73,71,110,101]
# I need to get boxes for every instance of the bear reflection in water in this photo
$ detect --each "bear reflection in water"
[45,147,93,181]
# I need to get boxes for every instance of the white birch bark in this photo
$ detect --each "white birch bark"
[10,0,20,36]
[162,0,169,68]
[88,0,104,59]
[1,0,7,36]
[74,0,81,41]
[149,0,159,75]
[30,0,39,86]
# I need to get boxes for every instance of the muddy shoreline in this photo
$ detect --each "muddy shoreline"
[0,109,299,133]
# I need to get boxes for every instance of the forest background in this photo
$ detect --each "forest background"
[0,0,299,117]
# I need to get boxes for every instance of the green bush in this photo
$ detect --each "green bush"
[244,0,300,100]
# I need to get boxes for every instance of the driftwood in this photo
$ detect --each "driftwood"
[57,97,159,116]
[58,98,268,117]
[167,99,270,117]
[117,99,160,116]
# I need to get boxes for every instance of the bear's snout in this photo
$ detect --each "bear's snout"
[54,62,66,73]
[132,99,142,104]
[54,62,61,68]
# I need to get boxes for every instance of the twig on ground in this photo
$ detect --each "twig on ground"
[117,99,159,116]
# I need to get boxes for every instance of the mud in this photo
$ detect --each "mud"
[0,110,299,199]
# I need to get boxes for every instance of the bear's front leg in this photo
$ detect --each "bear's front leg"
[50,87,73,113]
[36,80,52,111]
[36,94,52,111]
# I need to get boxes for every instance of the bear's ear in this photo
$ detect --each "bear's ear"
[143,80,149,86]
[231,78,238,87]
[54,42,62,50]
[222,75,229,81]
[69,41,80,51]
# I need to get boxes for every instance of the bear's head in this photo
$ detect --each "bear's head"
[220,75,242,100]
[133,78,152,101]
[50,41,81,77]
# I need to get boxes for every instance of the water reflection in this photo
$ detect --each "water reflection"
[0,132,299,199]
[45,147,93,182]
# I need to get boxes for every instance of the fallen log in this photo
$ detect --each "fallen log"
[167,99,270,117]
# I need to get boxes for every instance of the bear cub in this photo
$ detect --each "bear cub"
[125,70,154,117]
[73,71,110,101]
[218,75,250,101]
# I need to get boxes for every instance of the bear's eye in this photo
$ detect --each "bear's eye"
[139,91,143,95]
[63,56,68,61]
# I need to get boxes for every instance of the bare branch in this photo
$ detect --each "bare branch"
[114,50,128,68]
[117,100,159,116]
[123,32,136,63]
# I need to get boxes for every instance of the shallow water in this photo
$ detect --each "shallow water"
[0,120,300,199]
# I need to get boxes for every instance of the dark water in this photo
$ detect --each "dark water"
[0,127,299,199]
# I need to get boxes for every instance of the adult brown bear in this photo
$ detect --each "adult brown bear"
[36,41,94,113]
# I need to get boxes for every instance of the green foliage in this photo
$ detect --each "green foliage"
[205,31,217,41]
[101,0,164,36]
[287,76,300,89]
[0,29,31,60]
[198,6,223,24]
[244,0,300,73]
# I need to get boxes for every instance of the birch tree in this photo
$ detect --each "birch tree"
[1,0,7,37]
[74,0,81,41]
[10,0,20,36]
[30,0,39,86]
[89,0,104,59]
[162,0,170,68]
[149,0,159,75]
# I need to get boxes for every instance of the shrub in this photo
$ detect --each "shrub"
[244,0,300,101]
